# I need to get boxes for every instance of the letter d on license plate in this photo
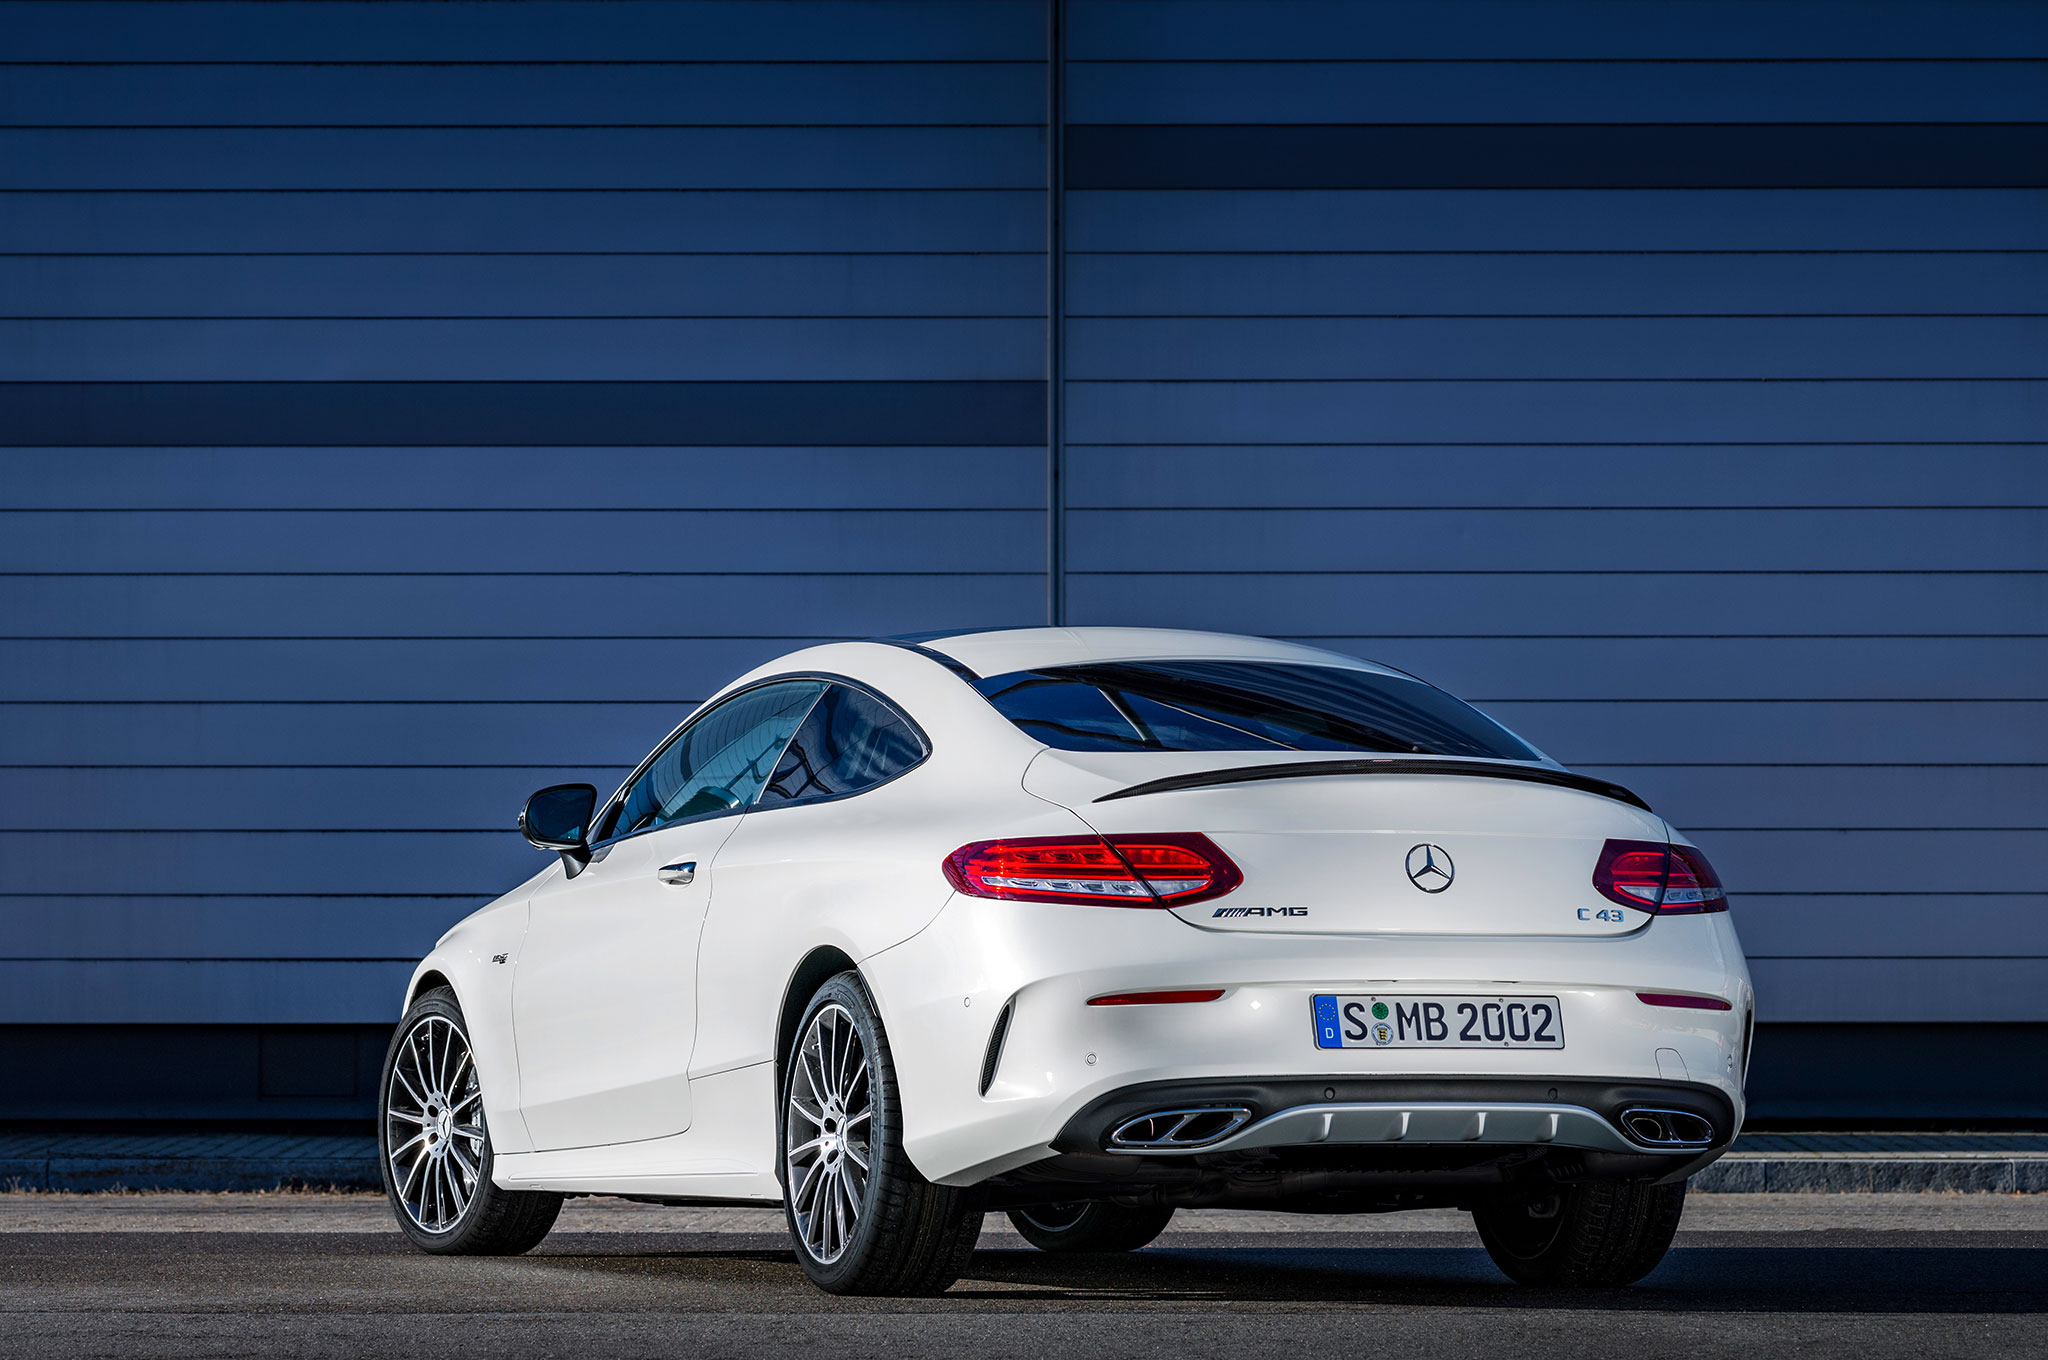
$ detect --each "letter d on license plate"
[1312,994,1564,1049]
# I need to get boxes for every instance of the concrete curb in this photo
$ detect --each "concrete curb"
[1695,1156,2048,1194]
[2,1156,383,1194]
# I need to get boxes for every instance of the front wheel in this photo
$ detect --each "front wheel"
[781,973,983,1295]
[1472,1179,1686,1287]
[1008,1202,1176,1253]
[379,987,562,1255]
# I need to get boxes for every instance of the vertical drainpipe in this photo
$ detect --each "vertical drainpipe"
[1045,0,1067,626]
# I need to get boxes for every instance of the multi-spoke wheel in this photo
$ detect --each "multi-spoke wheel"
[386,1011,485,1233]
[785,1001,873,1264]
[779,973,983,1294]
[378,987,562,1255]
[1008,1201,1176,1253]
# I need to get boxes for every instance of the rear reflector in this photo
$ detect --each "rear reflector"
[943,833,1242,908]
[1592,840,1729,915]
[1636,991,1734,1011]
[1087,989,1226,1007]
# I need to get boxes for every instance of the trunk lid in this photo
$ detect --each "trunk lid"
[1023,751,1666,938]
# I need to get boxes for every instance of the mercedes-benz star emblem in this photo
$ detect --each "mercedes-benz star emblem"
[1405,843,1454,893]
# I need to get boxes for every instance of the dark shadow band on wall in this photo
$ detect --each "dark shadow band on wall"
[0,380,1047,447]
[1066,124,2048,190]
[0,1023,2043,1126]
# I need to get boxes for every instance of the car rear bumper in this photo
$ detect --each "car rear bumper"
[1055,1075,1735,1157]
[861,895,1752,1187]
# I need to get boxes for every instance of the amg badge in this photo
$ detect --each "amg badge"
[1212,906,1309,918]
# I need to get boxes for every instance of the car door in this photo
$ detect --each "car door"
[691,682,938,1082]
[511,679,826,1151]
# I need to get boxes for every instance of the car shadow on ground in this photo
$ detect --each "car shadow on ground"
[528,1237,2048,1313]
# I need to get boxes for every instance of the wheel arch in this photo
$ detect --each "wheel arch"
[774,945,862,1098]
[405,968,455,1012]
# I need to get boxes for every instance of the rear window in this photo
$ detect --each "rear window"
[973,660,1540,761]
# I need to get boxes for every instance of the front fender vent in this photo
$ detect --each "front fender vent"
[977,999,1014,1096]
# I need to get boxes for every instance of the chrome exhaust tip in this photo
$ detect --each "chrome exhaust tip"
[1617,1107,1716,1148]
[1108,1106,1254,1151]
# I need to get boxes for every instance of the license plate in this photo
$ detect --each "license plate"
[1313,994,1564,1049]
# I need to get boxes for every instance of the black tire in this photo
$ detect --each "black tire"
[1008,1202,1176,1253]
[779,972,984,1295]
[379,986,563,1255]
[1472,1178,1686,1287]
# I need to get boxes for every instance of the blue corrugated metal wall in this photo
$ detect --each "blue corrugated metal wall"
[1056,2,2047,1075]
[0,1,1049,1110]
[0,0,2042,1121]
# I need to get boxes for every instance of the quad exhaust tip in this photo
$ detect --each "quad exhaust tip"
[1618,1107,1716,1148]
[1109,1106,1254,1150]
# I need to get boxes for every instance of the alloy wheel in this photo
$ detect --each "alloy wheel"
[785,1001,873,1263]
[384,1013,485,1234]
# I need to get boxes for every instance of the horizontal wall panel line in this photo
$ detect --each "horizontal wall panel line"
[6,763,2032,771]
[0,1,1049,61]
[0,250,1047,256]
[0,190,1048,253]
[1071,377,2048,384]
[3,957,423,963]
[1067,125,2048,189]
[6,696,2040,705]
[0,318,1047,380]
[1061,312,2048,318]
[1069,378,2048,442]
[1068,189,2048,253]
[1064,446,2048,508]
[1061,441,2044,446]
[1747,955,2048,961]
[0,127,1049,190]
[0,59,1048,67]
[1062,505,2047,511]
[1066,60,2048,124]
[0,571,1042,577]
[0,508,1042,515]
[4,313,1049,320]
[1072,569,2045,576]
[0,380,1047,445]
[1066,5,2048,58]
[10,634,2038,642]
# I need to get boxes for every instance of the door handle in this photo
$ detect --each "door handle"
[657,861,697,886]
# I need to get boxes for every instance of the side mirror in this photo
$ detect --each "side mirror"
[519,783,597,865]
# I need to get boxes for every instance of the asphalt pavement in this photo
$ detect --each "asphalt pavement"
[2,1193,2043,1359]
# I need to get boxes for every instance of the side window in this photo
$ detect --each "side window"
[755,684,926,809]
[602,680,825,840]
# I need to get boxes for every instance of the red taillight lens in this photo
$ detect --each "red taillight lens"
[943,833,1241,908]
[1592,839,1729,914]
[1661,843,1729,914]
[1087,989,1226,1006]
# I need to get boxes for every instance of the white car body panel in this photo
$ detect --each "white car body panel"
[511,812,743,1149]
[398,628,1753,1201]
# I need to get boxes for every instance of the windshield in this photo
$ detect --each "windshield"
[973,660,1540,761]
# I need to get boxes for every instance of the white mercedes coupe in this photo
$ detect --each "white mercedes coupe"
[381,627,1752,1293]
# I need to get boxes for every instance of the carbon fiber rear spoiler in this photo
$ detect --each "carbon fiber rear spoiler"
[1093,758,1653,813]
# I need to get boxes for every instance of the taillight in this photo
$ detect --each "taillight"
[943,833,1242,908]
[1662,844,1729,913]
[1592,839,1729,914]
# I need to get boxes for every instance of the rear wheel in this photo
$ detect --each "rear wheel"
[1008,1202,1176,1253]
[1472,1179,1686,1287]
[380,987,562,1255]
[781,973,984,1295]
